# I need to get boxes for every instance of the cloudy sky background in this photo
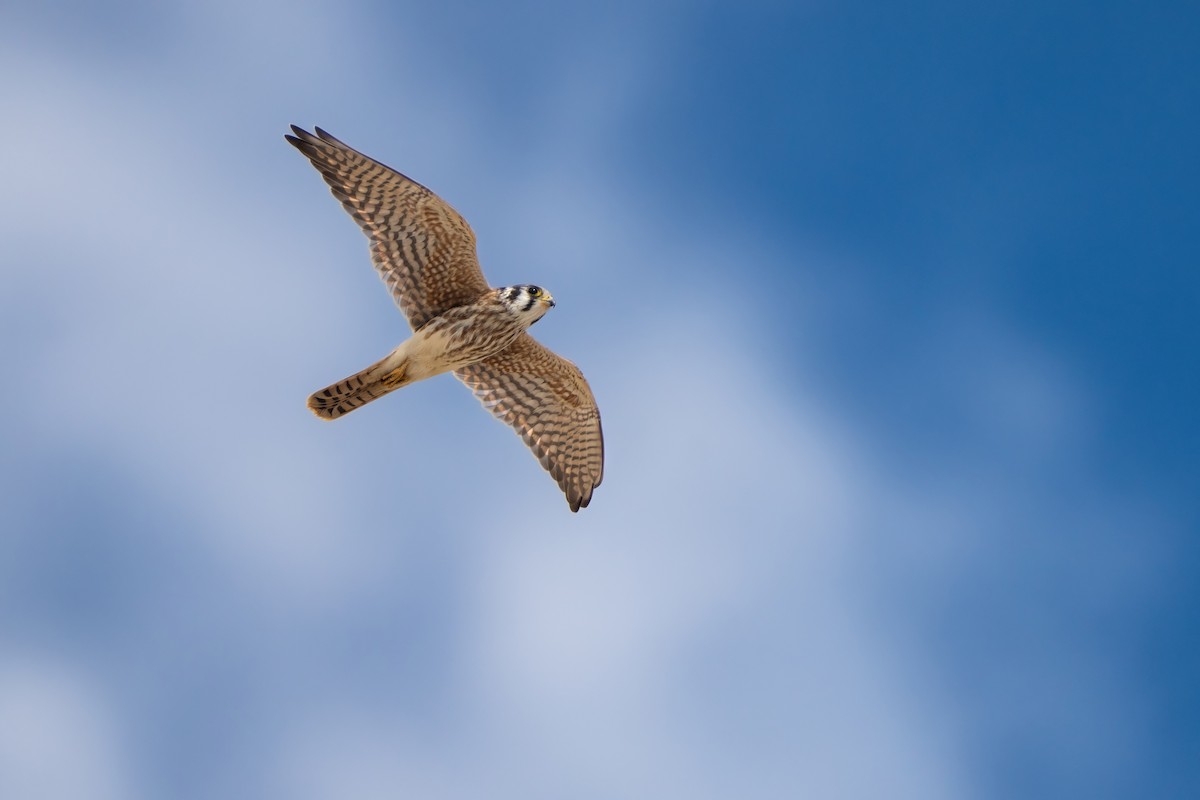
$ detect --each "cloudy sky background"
[2,1,1197,798]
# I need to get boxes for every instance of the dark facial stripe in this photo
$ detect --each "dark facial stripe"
[522,292,535,312]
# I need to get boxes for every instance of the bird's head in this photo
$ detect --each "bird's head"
[499,284,555,325]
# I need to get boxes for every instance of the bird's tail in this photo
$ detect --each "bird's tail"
[307,351,412,420]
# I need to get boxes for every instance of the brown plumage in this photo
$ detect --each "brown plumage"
[457,335,604,512]
[287,126,603,511]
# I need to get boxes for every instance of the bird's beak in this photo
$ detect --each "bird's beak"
[542,295,556,308]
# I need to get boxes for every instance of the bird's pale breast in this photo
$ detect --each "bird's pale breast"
[409,301,526,377]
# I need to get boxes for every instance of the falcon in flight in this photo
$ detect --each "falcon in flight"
[286,126,603,511]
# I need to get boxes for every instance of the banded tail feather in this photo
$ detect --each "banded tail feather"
[307,355,410,420]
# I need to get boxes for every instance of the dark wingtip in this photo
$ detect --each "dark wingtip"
[314,126,344,146]
[285,124,316,152]
[285,128,324,158]
[568,489,594,513]
[287,125,337,152]
[287,124,315,142]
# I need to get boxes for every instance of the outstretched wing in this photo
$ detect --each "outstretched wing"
[286,126,490,329]
[456,334,604,512]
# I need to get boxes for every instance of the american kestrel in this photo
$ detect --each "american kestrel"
[287,126,603,511]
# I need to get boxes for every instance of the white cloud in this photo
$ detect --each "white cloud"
[0,651,134,800]
[267,705,458,800]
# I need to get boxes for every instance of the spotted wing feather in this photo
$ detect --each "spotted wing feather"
[285,126,490,329]
[456,334,604,512]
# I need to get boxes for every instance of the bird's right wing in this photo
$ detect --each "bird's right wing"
[286,126,490,329]
[456,334,604,512]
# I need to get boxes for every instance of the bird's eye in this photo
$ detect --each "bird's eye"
[528,286,541,297]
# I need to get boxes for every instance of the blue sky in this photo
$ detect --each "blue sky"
[1,1,1197,798]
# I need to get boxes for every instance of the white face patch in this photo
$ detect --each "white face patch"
[500,285,553,325]
[500,286,522,307]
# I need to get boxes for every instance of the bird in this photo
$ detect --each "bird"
[285,126,603,511]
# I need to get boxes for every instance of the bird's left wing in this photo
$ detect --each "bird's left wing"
[286,126,491,329]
